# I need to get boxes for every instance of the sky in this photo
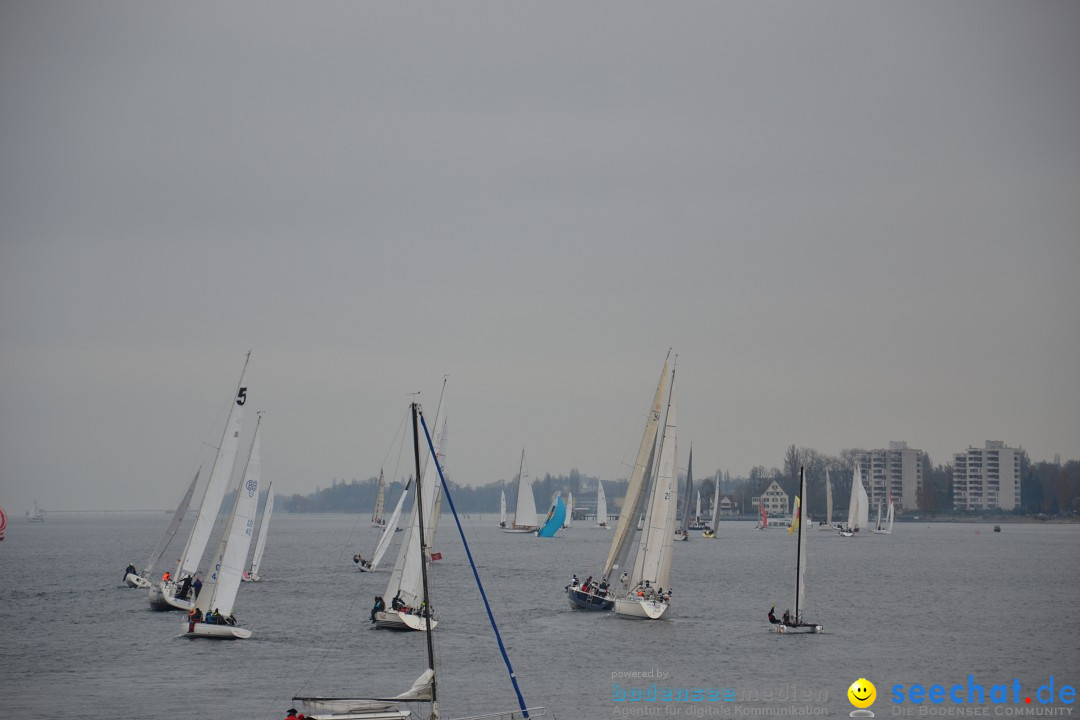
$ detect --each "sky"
[1,2,1078,512]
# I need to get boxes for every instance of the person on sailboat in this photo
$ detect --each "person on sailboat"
[768,606,779,624]
[370,595,385,623]
[124,562,137,580]
[782,609,791,625]
[598,577,609,597]
[192,575,202,599]
[620,571,630,594]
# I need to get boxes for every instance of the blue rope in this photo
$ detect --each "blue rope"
[419,412,530,719]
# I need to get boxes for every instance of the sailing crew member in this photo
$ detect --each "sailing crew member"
[768,606,779,624]
[192,575,202,598]
[124,563,138,580]
[371,596,385,623]
[598,578,609,597]
[782,609,791,625]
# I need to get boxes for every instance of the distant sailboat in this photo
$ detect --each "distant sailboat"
[502,448,538,533]
[756,499,768,530]
[676,448,693,541]
[596,480,609,529]
[499,488,507,528]
[243,481,274,582]
[536,493,566,538]
[360,477,411,572]
[27,499,44,522]
[704,471,721,538]
[567,353,670,611]
[371,470,387,528]
[183,412,265,639]
[150,353,250,612]
[768,466,822,634]
[818,468,836,530]
[614,362,678,621]
[840,464,869,536]
[126,468,200,588]
[871,489,894,535]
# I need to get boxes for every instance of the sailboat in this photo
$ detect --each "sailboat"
[817,468,836,530]
[840,464,869,536]
[183,412,265,639]
[498,488,507,528]
[125,468,200,588]
[293,402,545,720]
[768,466,822,634]
[563,492,573,529]
[371,470,387,528]
[359,477,411,572]
[0,504,7,540]
[871,489,894,535]
[704,470,721,538]
[242,481,274,581]
[502,448,538,533]
[756,500,768,530]
[676,452,692,542]
[567,353,670,611]
[614,362,678,621]
[27,499,44,522]
[149,353,250,612]
[536,493,566,538]
[596,480,609,529]
[374,393,446,631]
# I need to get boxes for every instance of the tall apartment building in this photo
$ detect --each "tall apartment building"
[952,441,1021,511]
[856,441,924,511]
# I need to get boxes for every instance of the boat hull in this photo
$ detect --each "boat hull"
[773,623,822,634]
[182,622,252,640]
[614,596,670,620]
[148,583,193,612]
[500,527,536,534]
[373,610,437,631]
[125,573,152,589]
[295,696,413,719]
[566,586,614,611]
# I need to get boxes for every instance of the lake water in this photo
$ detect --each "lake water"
[1,514,1078,720]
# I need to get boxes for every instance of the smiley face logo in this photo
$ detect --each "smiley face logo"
[848,678,877,709]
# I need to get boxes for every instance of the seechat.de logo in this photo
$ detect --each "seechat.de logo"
[849,678,877,717]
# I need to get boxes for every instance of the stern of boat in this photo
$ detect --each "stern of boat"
[614,596,670,620]
[373,610,437,632]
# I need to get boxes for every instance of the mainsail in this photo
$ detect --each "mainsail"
[629,375,677,591]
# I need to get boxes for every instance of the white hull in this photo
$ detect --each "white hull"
[148,583,193,612]
[241,573,262,582]
[870,529,892,535]
[125,573,152,589]
[614,596,670,620]
[373,610,437,632]
[500,527,536,534]
[182,622,252,640]
[295,698,413,719]
[772,623,822,634]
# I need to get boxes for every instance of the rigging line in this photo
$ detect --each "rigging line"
[419,412,531,720]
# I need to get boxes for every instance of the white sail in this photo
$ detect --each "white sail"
[596,480,608,528]
[825,469,833,525]
[425,380,449,546]
[372,470,386,527]
[875,501,883,531]
[886,500,895,533]
[795,470,809,621]
[847,464,870,531]
[630,377,678,591]
[710,472,721,528]
[564,492,574,528]
[371,479,410,570]
[197,413,263,618]
[175,353,251,578]
[499,489,507,526]
[695,490,701,522]
[247,482,274,579]
[508,448,538,530]
[602,354,670,577]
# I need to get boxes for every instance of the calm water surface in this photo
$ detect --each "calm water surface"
[2,514,1078,719]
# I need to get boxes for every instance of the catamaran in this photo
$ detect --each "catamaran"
[150,352,251,612]
[614,362,678,621]
[567,353,670,612]
[183,412,265,639]
[242,481,274,581]
[768,466,822,634]
[502,448,538,533]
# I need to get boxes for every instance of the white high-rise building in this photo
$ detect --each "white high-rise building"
[856,441,924,511]
[952,441,1021,512]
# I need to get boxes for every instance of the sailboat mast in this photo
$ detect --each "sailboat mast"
[411,402,437,709]
[794,466,805,622]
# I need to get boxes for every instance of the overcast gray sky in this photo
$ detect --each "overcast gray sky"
[2,2,1078,512]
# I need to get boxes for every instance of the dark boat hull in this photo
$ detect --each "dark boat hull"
[566,586,614,611]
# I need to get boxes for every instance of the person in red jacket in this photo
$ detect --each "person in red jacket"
[284,709,298,720]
